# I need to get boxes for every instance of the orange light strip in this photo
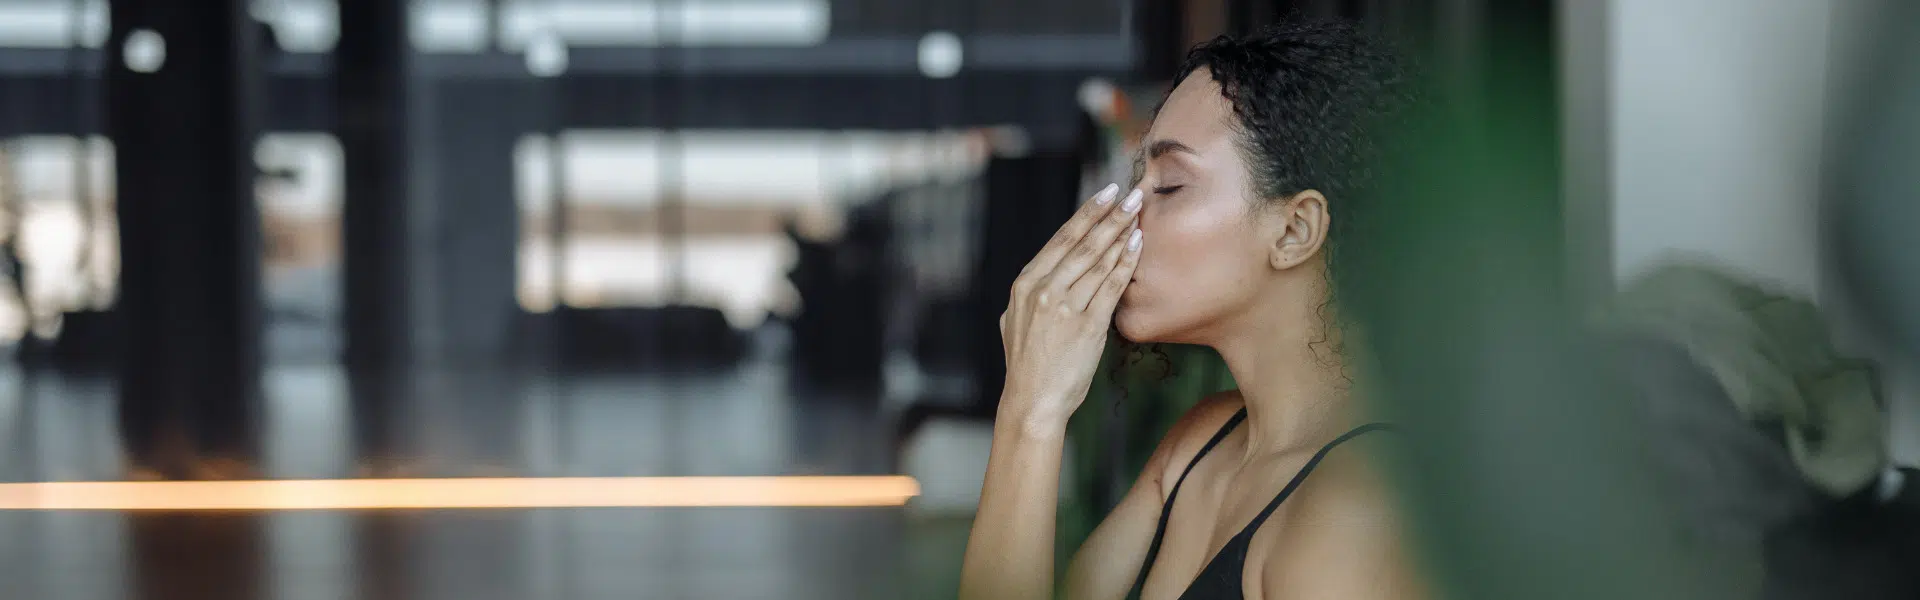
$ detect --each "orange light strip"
[0,476,920,511]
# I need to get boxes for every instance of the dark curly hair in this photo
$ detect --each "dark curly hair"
[1189,19,1409,353]
[1116,19,1414,380]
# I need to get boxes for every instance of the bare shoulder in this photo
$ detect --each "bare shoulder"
[1257,431,1426,598]
[1139,390,1247,500]
[1292,430,1403,521]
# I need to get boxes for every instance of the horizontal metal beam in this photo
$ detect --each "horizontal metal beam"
[0,68,1098,140]
[0,35,1125,139]
[0,34,1131,77]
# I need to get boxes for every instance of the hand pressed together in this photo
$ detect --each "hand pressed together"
[998,183,1144,430]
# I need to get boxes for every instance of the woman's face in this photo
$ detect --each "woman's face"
[1116,69,1279,345]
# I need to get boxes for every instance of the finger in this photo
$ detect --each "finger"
[1066,225,1132,311]
[1087,228,1143,320]
[1041,188,1142,294]
[1021,183,1122,279]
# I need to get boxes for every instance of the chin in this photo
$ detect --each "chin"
[1113,304,1163,344]
[1116,295,1213,346]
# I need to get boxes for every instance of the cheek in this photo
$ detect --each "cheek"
[1121,197,1259,338]
[1137,196,1252,287]
[1135,228,1206,290]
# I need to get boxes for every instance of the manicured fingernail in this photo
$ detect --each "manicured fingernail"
[1121,189,1143,213]
[1127,229,1143,252]
[1094,183,1120,205]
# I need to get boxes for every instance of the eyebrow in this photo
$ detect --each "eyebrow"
[1147,139,1200,160]
[1130,138,1200,187]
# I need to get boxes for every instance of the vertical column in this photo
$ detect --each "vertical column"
[337,0,413,373]
[108,4,272,592]
[340,4,522,372]
[333,12,424,597]
[335,0,417,474]
[109,0,264,476]
[428,81,525,366]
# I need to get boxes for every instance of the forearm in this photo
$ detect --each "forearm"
[958,399,1070,600]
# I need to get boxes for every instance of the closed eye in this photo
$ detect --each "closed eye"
[1152,185,1184,196]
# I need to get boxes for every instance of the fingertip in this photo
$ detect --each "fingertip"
[1093,183,1120,206]
[1126,229,1143,253]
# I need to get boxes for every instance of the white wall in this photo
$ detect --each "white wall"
[1609,0,1917,462]
[1610,0,1832,294]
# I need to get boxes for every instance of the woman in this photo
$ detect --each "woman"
[959,21,1423,600]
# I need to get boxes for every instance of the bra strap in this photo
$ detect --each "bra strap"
[1126,408,1249,600]
[1236,422,1395,540]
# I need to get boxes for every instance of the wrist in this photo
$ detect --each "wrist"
[996,394,1072,440]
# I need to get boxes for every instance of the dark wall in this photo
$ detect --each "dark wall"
[830,0,1127,35]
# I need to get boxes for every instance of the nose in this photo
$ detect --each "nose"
[1131,195,1153,228]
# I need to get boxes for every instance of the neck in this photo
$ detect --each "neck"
[1210,282,1354,457]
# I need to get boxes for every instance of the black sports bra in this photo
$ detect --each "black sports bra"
[1127,409,1392,599]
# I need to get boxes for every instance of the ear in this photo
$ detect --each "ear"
[1267,190,1330,270]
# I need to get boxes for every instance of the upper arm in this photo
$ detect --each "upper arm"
[1061,463,1168,600]
[1063,394,1244,600]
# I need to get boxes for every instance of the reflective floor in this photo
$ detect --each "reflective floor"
[0,508,919,600]
[0,357,973,599]
[2,365,897,483]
